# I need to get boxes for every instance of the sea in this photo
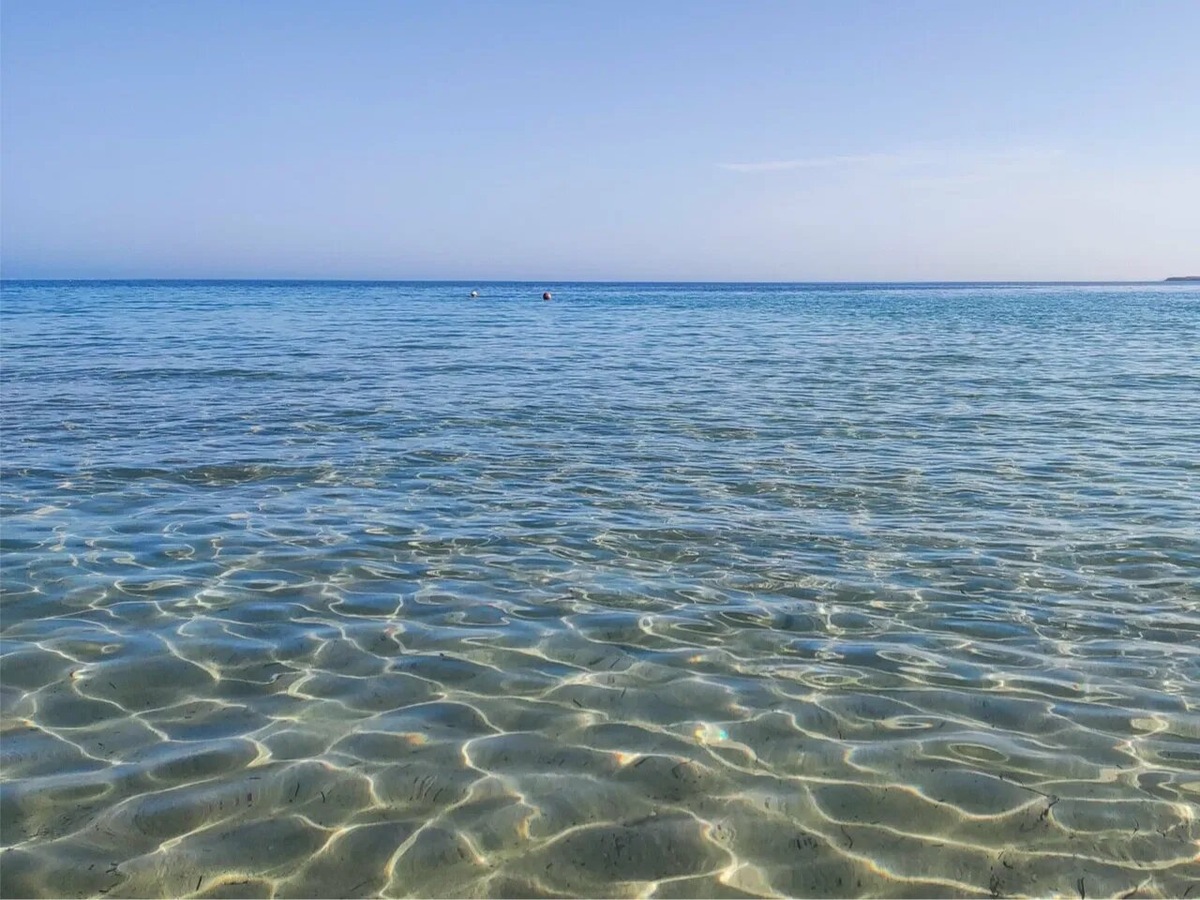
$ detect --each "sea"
[1,280,1197,898]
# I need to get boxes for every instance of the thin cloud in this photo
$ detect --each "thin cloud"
[718,144,1066,176]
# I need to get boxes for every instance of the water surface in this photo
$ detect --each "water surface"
[2,281,1198,897]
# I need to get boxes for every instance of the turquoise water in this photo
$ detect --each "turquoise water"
[2,280,1198,898]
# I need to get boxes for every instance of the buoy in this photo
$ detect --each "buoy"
[543,291,552,301]
[470,290,479,298]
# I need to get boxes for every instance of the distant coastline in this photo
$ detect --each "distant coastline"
[1165,275,1200,281]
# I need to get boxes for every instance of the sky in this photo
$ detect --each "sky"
[2,0,1198,281]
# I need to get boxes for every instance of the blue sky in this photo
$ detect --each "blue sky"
[2,0,1197,280]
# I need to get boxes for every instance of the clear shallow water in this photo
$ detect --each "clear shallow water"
[1,280,1198,899]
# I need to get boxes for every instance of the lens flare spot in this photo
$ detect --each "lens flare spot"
[694,723,729,745]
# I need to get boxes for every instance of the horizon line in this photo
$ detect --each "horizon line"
[2,277,1192,286]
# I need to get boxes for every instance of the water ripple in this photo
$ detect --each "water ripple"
[2,280,1198,897]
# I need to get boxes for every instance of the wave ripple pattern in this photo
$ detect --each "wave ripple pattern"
[2,281,1198,898]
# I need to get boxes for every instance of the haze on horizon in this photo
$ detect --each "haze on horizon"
[2,0,1197,282]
